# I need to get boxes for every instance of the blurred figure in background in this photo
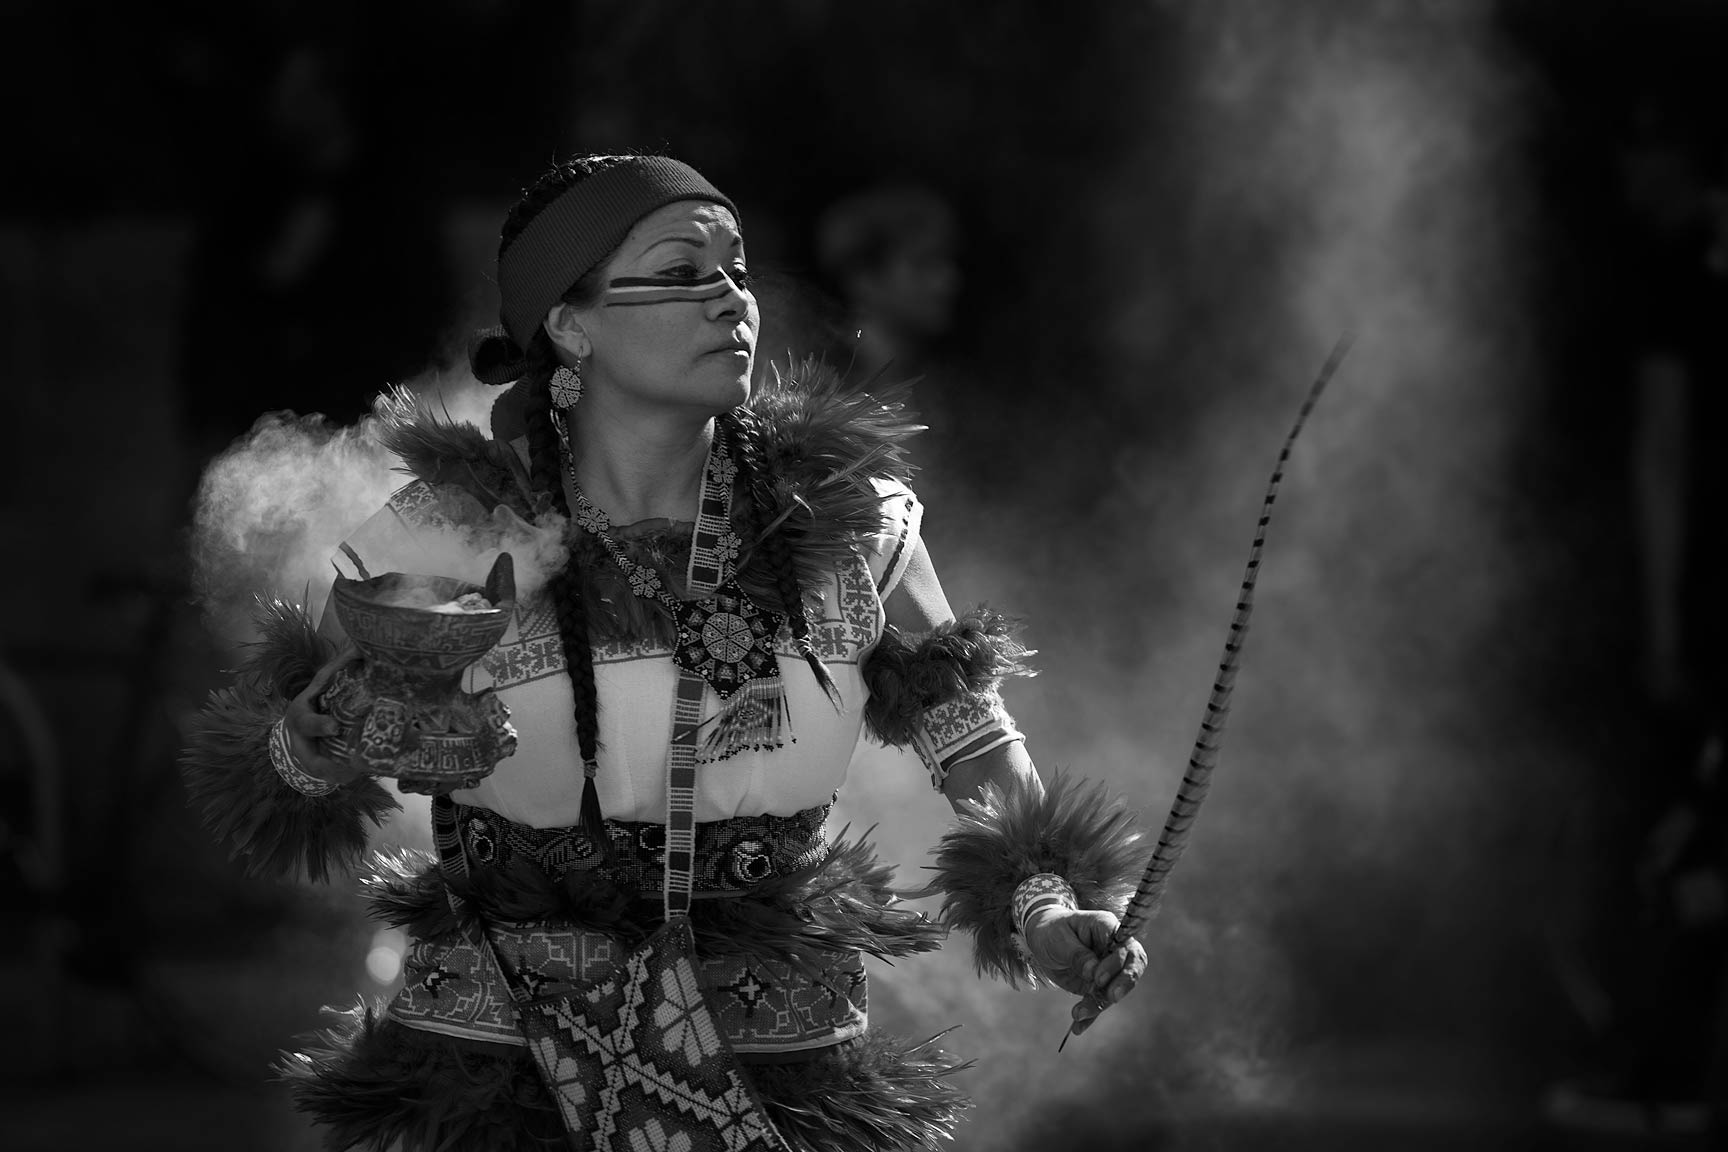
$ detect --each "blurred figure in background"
[811,181,982,509]
[813,182,960,385]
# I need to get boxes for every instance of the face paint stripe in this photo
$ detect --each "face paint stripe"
[603,269,738,307]
[608,271,729,288]
[603,286,732,307]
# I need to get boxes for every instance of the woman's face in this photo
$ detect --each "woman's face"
[561,200,758,418]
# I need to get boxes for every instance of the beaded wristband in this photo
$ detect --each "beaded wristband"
[269,717,338,797]
[1011,872,1078,938]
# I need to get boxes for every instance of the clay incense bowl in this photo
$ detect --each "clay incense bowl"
[329,552,516,676]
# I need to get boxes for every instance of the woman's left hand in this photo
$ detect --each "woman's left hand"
[1022,906,1147,1036]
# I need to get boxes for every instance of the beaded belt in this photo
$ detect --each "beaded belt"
[454,801,832,896]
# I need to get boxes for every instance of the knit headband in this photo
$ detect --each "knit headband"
[496,156,738,352]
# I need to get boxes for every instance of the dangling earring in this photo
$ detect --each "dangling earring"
[550,357,584,410]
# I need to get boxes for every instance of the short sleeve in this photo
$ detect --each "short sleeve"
[865,479,923,601]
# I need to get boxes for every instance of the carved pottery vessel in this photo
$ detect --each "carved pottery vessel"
[320,552,518,794]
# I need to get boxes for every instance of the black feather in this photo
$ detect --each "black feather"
[371,385,533,517]
[180,597,399,882]
[360,830,944,975]
[179,678,399,883]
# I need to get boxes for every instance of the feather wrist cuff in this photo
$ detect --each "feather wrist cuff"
[925,771,1143,987]
[179,598,400,882]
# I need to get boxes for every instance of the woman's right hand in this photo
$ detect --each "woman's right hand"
[282,643,366,787]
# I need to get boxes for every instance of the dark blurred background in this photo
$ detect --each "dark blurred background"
[3,0,1727,1148]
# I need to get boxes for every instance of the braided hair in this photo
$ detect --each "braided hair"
[491,155,635,848]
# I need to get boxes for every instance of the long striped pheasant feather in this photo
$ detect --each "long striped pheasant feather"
[1061,337,1348,1051]
[1113,336,1350,948]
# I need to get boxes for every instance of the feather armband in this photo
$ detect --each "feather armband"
[179,598,399,882]
[862,607,1035,786]
[925,771,1142,987]
[861,607,1034,747]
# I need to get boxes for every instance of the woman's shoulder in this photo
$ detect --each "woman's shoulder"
[371,385,534,518]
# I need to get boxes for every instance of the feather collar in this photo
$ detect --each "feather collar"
[371,359,923,642]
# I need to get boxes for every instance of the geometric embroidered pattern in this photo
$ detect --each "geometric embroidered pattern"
[389,916,869,1055]
[922,690,1012,758]
[722,969,772,1017]
[706,948,866,1056]
[386,479,448,527]
[669,578,783,701]
[517,917,789,1152]
[910,690,1024,789]
[390,919,523,1044]
[390,918,626,1047]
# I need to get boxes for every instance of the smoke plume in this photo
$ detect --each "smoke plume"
[189,366,526,642]
[191,410,402,640]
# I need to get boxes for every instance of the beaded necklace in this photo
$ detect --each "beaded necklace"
[562,422,791,762]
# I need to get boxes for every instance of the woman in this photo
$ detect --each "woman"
[183,153,1147,1151]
